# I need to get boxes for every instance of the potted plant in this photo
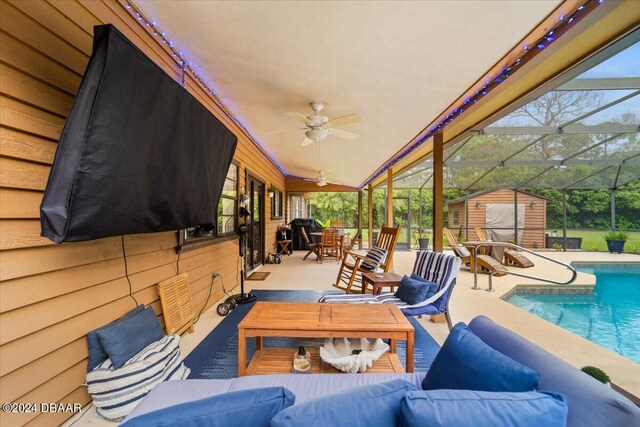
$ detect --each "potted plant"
[415,228,430,250]
[603,230,629,254]
[581,366,611,387]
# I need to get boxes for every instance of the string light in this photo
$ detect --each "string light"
[360,0,605,189]
[122,0,604,187]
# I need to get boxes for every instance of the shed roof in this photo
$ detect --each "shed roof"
[447,189,549,205]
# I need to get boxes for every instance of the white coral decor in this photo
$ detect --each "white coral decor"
[320,338,390,373]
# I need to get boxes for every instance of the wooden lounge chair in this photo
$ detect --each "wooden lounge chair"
[333,225,402,293]
[444,228,508,276]
[474,227,534,269]
[300,227,321,261]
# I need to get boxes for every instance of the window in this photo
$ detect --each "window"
[270,188,283,219]
[453,210,460,226]
[181,163,238,245]
[290,194,305,219]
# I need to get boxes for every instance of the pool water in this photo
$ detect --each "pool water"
[508,263,640,363]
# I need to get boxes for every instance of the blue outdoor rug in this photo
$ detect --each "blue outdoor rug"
[184,289,441,379]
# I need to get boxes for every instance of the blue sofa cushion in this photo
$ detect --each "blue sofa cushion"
[400,389,568,427]
[121,387,294,427]
[271,379,416,427]
[469,315,640,427]
[96,306,163,369]
[86,305,144,371]
[422,323,540,392]
[394,275,429,305]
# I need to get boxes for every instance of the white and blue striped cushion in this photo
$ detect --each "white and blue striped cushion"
[360,247,387,271]
[319,292,408,308]
[86,334,190,421]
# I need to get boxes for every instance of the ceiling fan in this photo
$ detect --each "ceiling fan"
[269,102,361,146]
[303,171,330,187]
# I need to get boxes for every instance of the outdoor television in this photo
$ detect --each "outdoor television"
[41,25,238,243]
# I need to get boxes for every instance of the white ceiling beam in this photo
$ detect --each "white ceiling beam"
[480,124,639,135]
[556,77,640,91]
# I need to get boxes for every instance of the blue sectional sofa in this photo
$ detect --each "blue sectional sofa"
[123,316,639,427]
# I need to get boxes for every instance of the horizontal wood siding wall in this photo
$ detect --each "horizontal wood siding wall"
[0,1,284,425]
[448,189,546,248]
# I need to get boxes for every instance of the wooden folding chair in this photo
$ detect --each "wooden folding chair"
[300,227,321,261]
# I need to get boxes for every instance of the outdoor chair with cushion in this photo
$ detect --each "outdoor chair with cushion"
[332,225,402,293]
[300,227,321,262]
[321,251,462,330]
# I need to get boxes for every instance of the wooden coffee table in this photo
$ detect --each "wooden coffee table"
[237,302,414,376]
[361,271,403,295]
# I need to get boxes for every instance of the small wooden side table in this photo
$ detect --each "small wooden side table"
[277,240,291,255]
[361,271,403,295]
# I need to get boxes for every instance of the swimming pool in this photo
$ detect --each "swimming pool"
[508,263,640,363]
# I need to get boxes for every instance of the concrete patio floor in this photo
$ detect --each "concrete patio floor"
[68,249,640,426]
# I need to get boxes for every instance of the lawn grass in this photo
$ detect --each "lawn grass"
[549,229,640,253]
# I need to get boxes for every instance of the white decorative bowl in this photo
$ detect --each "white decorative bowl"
[319,338,389,374]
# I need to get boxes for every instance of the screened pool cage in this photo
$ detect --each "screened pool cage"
[387,40,639,250]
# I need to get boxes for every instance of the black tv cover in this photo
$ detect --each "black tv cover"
[41,25,238,243]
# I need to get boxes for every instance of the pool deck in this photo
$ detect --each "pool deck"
[66,249,639,426]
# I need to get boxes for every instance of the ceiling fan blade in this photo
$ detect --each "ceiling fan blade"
[327,114,361,128]
[301,137,314,147]
[303,178,317,182]
[265,128,305,134]
[328,128,360,141]
[286,112,312,125]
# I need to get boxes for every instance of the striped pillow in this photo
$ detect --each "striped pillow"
[360,247,387,271]
[87,335,190,421]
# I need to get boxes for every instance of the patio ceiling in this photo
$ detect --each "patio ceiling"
[393,39,640,191]
[133,0,561,187]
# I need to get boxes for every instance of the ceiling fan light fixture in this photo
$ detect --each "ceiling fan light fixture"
[305,128,328,141]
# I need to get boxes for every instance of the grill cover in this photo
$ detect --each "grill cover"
[41,25,237,243]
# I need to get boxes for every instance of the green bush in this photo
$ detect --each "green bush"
[580,366,610,384]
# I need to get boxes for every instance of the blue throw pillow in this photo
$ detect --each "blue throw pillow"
[96,306,163,369]
[395,275,435,305]
[400,389,568,427]
[422,323,540,392]
[121,387,294,427]
[409,273,440,298]
[86,305,144,371]
[271,379,416,427]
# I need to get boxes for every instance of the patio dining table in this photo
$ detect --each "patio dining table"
[310,230,350,260]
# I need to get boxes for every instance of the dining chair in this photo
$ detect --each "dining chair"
[321,227,340,262]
